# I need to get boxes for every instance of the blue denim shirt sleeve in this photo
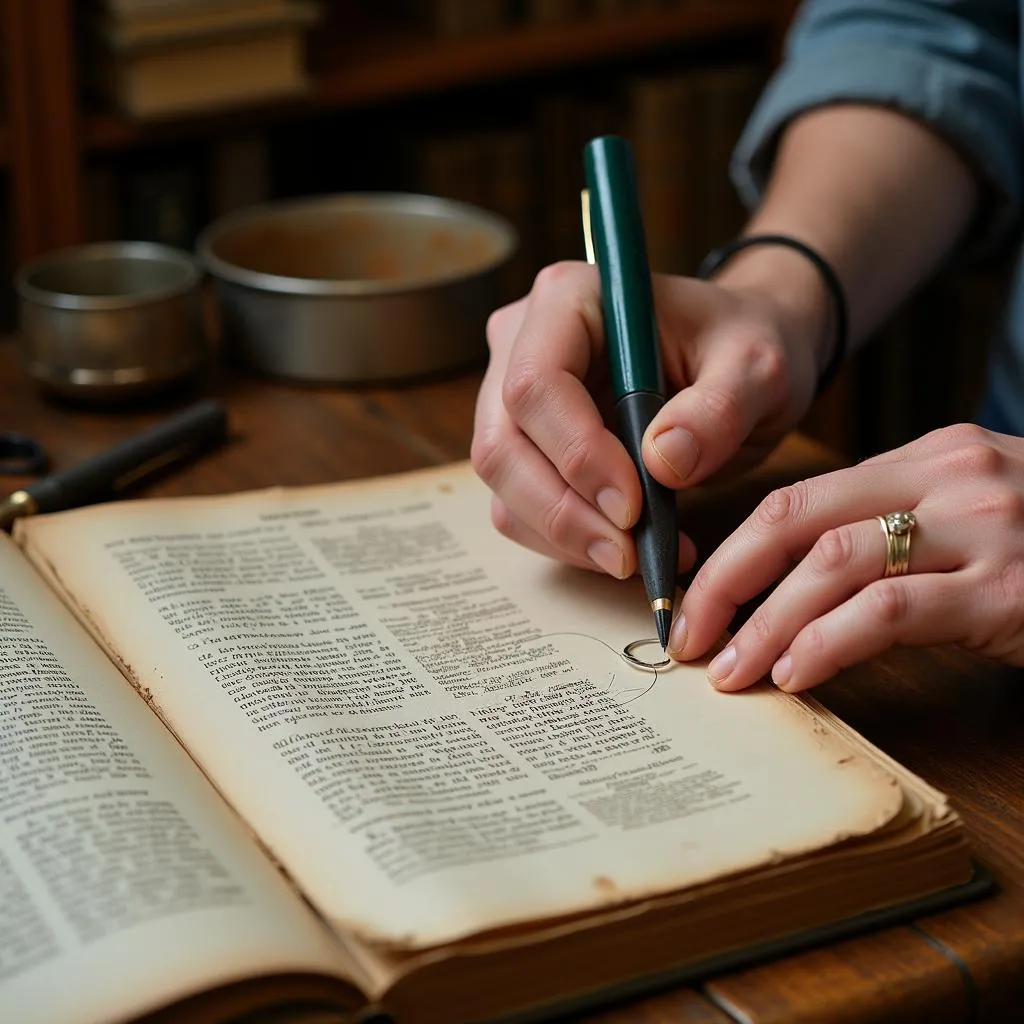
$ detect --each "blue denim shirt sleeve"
[732,0,1024,252]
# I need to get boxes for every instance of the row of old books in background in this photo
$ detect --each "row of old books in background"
[82,0,322,118]
[82,59,766,297]
[410,0,704,36]
[81,0,710,120]
[418,62,765,301]
[76,42,1005,461]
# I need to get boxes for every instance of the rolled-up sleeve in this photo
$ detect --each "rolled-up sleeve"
[732,0,1024,248]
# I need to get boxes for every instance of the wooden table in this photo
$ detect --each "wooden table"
[2,338,1022,1024]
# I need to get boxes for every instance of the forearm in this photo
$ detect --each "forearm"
[715,104,980,377]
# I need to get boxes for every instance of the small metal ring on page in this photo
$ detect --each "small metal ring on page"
[623,638,671,672]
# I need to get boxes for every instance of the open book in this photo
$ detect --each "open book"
[1,461,983,1024]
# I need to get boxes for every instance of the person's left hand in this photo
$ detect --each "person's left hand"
[670,423,1024,692]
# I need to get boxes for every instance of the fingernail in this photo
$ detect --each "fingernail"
[595,487,632,530]
[587,539,626,578]
[707,644,736,686]
[772,652,793,690]
[651,428,700,483]
[667,613,687,659]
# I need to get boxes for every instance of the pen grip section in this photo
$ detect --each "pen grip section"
[583,135,663,399]
[29,399,228,514]
[615,391,679,608]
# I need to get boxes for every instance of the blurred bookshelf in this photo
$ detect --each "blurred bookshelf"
[82,0,784,150]
[2,0,794,322]
[4,0,1008,463]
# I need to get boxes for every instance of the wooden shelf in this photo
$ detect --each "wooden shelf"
[7,0,792,264]
[311,2,775,108]
[82,1,777,153]
[84,96,310,153]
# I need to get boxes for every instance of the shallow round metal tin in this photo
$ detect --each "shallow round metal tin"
[197,192,518,383]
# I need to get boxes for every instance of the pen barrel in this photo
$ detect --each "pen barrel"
[615,392,679,606]
[583,135,663,399]
[27,399,228,514]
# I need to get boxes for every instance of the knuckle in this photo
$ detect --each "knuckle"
[469,428,507,487]
[742,330,790,387]
[490,499,515,539]
[797,623,827,657]
[933,422,989,448]
[687,564,714,600]
[541,488,578,548]
[862,580,909,626]
[938,438,1003,478]
[532,260,582,296]
[501,361,547,420]
[485,303,516,348]
[995,558,1024,606]
[757,480,810,530]
[747,607,774,644]
[697,386,745,442]
[970,484,1024,525]
[558,433,594,485]
[809,526,856,575]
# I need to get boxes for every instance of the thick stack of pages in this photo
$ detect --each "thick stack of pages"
[86,0,321,118]
[1,462,982,1024]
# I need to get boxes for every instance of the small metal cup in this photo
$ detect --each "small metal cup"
[15,241,205,401]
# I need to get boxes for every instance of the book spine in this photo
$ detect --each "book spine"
[629,71,699,275]
[691,63,766,255]
[523,0,584,25]
[534,91,586,264]
[209,132,271,217]
[416,131,490,211]
[428,0,510,37]
[588,0,632,17]
[82,162,123,243]
[122,156,205,250]
[481,129,539,303]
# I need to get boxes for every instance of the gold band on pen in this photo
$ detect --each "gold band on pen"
[581,189,596,264]
[0,490,39,531]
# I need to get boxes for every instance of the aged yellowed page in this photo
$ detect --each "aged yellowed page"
[17,462,905,950]
[0,534,359,1024]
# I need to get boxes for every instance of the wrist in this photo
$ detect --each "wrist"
[704,239,839,395]
[711,243,836,391]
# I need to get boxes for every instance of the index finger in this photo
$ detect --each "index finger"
[499,262,643,525]
[675,459,923,659]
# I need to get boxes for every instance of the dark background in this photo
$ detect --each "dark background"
[1,0,1014,461]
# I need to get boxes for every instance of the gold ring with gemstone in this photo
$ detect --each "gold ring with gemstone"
[877,511,916,578]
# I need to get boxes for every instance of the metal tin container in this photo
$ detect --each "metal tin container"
[15,241,204,400]
[197,192,517,383]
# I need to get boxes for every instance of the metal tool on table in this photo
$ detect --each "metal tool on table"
[0,399,228,531]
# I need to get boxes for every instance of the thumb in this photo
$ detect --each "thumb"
[641,333,790,488]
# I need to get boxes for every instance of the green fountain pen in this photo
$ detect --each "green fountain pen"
[582,134,678,649]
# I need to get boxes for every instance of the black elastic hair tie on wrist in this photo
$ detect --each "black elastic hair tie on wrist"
[696,233,848,397]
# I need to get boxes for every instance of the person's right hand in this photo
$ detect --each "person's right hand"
[470,257,831,579]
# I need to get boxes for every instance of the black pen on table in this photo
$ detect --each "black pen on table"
[0,399,228,531]
[582,135,679,649]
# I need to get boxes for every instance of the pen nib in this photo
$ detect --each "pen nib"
[654,606,671,651]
